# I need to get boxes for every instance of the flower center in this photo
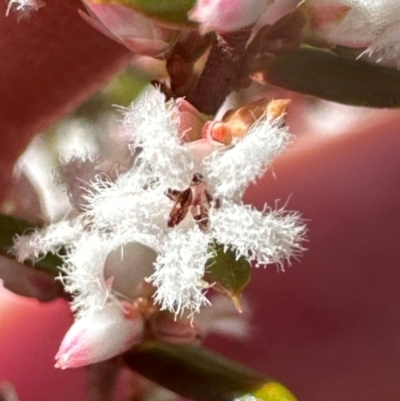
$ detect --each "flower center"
[166,173,220,230]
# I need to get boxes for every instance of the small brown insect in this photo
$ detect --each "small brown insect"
[166,174,218,230]
[166,187,192,228]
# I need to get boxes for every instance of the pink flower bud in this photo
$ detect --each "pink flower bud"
[80,1,178,58]
[189,0,270,32]
[202,98,291,144]
[55,303,144,369]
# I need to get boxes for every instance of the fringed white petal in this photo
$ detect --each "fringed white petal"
[204,115,290,200]
[13,220,82,263]
[83,173,169,251]
[210,203,306,269]
[148,226,212,317]
[123,87,194,189]
[364,22,400,66]
[60,233,116,317]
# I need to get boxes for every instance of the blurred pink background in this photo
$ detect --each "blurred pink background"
[1,1,400,401]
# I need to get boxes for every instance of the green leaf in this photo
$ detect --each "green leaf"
[125,341,297,401]
[249,45,400,108]
[0,213,62,276]
[204,242,251,311]
[97,0,196,26]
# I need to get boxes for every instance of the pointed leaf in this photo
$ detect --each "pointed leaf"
[125,341,297,401]
[204,242,251,310]
[249,45,400,108]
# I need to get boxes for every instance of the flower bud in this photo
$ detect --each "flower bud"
[203,98,291,144]
[80,1,178,58]
[55,303,144,369]
[189,0,270,32]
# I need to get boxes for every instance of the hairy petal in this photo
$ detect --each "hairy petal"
[364,21,400,65]
[148,226,212,317]
[60,233,116,317]
[13,220,82,262]
[123,88,193,189]
[307,0,400,65]
[204,116,290,200]
[58,155,102,212]
[210,203,306,268]
[84,173,169,250]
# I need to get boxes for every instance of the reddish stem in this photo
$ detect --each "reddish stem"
[187,31,250,115]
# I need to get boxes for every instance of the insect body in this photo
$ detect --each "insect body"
[166,173,219,230]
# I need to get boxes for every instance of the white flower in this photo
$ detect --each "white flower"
[14,87,305,321]
[150,225,213,317]
[6,0,44,19]
[306,0,400,66]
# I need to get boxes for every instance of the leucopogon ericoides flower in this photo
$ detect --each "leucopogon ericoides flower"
[305,0,400,66]
[13,86,305,364]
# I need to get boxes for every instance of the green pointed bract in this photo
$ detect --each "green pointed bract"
[91,0,197,27]
[205,242,251,308]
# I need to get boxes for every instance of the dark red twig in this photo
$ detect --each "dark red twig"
[187,31,251,115]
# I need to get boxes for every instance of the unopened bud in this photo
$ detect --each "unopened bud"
[55,302,144,369]
[203,98,291,144]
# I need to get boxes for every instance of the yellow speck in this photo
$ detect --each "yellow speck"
[253,382,298,401]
